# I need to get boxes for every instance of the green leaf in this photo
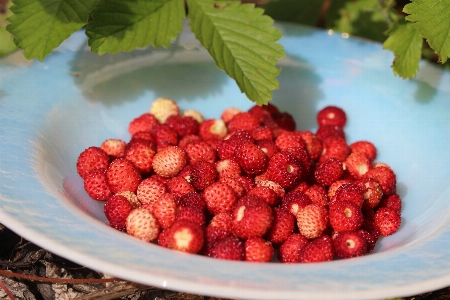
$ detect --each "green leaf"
[6,0,99,61]
[1,2,18,57]
[86,0,185,55]
[404,0,450,63]
[383,18,423,79]
[187,0,285,105]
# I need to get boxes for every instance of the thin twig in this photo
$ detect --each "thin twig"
[0,269,123,284]
[0,278,16,300]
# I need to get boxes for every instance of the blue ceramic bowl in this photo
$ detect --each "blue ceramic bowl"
[1,22,450,299]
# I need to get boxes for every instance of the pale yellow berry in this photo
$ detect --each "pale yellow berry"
[126,208,160,242]
[182,109,204,123]
[116,191,141,208]
[149,97,179,124]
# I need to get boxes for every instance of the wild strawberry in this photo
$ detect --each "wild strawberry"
[345,151,371,179]
[152,146,187,178]
[179,192,207,212]
[281,190,312,217]
[227,112,260,133]
[215,159,241,178]
[128,113,158,136]
[298,131,323,162]
[284,146,311,176]
[106,158,142,194]
[244,237,274,262]
[333,230,366,259]
[327,179,352,200]
[104,194,133,231]
[255,139,278,159]
[296,204,329,239]
[183,140,217,165]
[234,142,268,175]
[150,124,178,146]
[266,208,296,245]
[378,194,402,214]
[315,125,346,141]
[203,182,237,215]
[364,166,397,195]
[76,146,110,179]
[218,176,245,198]
[374,207,401,236]
[216,138,242,160]
[157,228,170,247]
[314,157,344,186]
[124,138,156,175]
[231,194,274,239]
[190,161,218,191]
[100,139,126,159]
[248,104,277,123]
[209,212,234,232]
[165,115,199,137]
[357,229,377,253]
[178,134,201,148]
[84,168,112,201]
[251,126,274,141]
[350,140,377,161]
[275,131,306,151]
[210,235,245,261]
[166,220,204,254]
[202,226,232,257]
[166,176,195,197]
[199,119,228,141]
[267,112,292,132]
[304,184,328,207]
[319,136,349,163]
[266,151,305,189]
[316,106,347,127]
[126,208,160,242]
[362,216,381,241]
[221,107,242,123]
[256,179,285,198]
[182,109,204,123]
[333,182,365,207]
[149,97,179,124]
[136,177,167,207]
[354,177,383,209]
[117,191,141,208]
[277,233,308,263]
[151,193,179,229]
[131,131,154,143]
[248,186,279,206]
[329,200,364,232]
[237,175,257,193]
[298,236,334,263]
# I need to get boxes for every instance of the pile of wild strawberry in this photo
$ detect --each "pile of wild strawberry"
[76,97,401,263]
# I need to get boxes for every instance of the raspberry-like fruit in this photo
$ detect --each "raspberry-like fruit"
[128,113,158,136]
[76,146,110,179]
[136,177,167,207]
[203,181,237,215]
[266,208,296,245]
[365,166,397,195]
[210,235,244,261]
[296,204,329,239]
[126,208,160,242]
[316,106,347,127]
[234,142,268,175]
[277,233,308,263]
[190,161,218,191]
[244,237,274,262]
[350,140,377,161]
[298,236,334,263]
[333,231,367,259]
[166,220,204,254]
[329,200,364,232]
[151,193,179,229]
[106,158,142,194]
[374,207,401,236]
[152,146,187,178]
[183,140,217,165]
[83,168,112,201]
[104,194,133,231]
[314,157,344,186]
[266,151,305,189]
[124,138,156,174]
[100,139,126,159]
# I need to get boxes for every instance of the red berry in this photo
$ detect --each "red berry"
[329,200,364,232]
[252,126,274,141]
[106,158,142,194]
[190,161,218,191]
[296,204,329,239]
[152,146,187,178]
[333,231,367,259]
[244,237,274,262]
[215,159,242,178]
[333,182,365,207]
[179,192,206,212]
[183,140,217,165]
[272,111,296,131]
[357,229,377,253]
[298,131,323,162]
[317,106,347,127]
[354,177,383,209]
[266,208,296,245]
[202,226,232,256]
[281,190,312,217]
[76,146,110,179]
[199,119,228,140]
[298,236,334,263]
[316,125,345,141]
[304,184,328,207]
[234,142,268,175]
[104,194,133,231]
[350,140,377,161]
[275,131,306,151]
[124,138,156,174]
[128,113,158,136]
[319,136,349,163]
[255,139,278,159]
[231,194,274,239]
[248,186,279,206]
[209,212,233,232]
[210,235,244,261]
[314,157,344,186]
[374,207,401,236]
[151,193,179,229]
[136,177,167,207]
[221,107,242,123]
[256,179,285,199]
[166,220,204,254]
[365,166,397,195]
[277,233,308,263]
[218,176,245,198]
[150,124,178,147]
[165,115,199,137]
[166,175,195,197]
[203,182,237,215]
[345,151,372,179]
[378,194,402,214]
[227,112,260,133]
[265,151,305,189]
[100,139,126,159]
[83,168,112,201]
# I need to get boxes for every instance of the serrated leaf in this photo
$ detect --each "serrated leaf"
[6,0,99,61]
[1,2,17,57]
[383,18,423,79]
[86,0,185,55]
[404,0,450,63]
[187,0,285,105]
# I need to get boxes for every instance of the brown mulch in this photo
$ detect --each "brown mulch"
[1,224,449,300]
